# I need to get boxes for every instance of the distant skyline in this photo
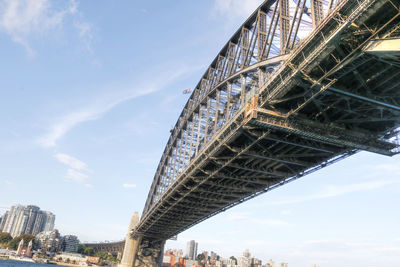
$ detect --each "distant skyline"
[0,1,399,266]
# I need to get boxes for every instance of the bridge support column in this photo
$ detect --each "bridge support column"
[132,237,165,267]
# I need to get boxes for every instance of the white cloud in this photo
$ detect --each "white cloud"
[263,180,398,206]
[0,0,93,56]
[54,153,90,172]
[123,183,136,189]
[38,64,193,147]
[55,153,92,185]
[66,168,88,182]
[3,179,13,185]
[73,16,93,53]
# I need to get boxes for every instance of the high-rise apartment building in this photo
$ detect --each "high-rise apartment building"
[0,204,55,237]
[185,240,198,260]
[43,212,55,232]
[0,211,7,232]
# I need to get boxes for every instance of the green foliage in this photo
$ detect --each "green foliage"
[0,232,12,244]
[230,256,237,264]
[77,244,87,254]
[83,246,94,256]
[8,234,35,250]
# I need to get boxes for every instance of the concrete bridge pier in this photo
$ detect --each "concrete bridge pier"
[119,211,165,267]
[131,236,165,267]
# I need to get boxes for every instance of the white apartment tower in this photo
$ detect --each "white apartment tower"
[0,204,55,237]
[186,240,198,260]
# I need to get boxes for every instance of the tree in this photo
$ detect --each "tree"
[83,246,94,256]
[0,232,12,244]
[230,256,237,264]
[8,234,35,250]
[77,244,87,254]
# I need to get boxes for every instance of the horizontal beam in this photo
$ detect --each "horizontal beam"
[327,87,400,112]
[247,110,397,155]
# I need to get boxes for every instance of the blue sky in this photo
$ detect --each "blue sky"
[0,0,399,266]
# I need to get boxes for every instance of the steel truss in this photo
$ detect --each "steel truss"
[135,0,400,241]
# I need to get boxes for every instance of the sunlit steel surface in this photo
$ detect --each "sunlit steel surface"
[135,0,400,242]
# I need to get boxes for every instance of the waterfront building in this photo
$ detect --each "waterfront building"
[56,252,87,264]
[0,204,55,237]
[35,229,62,253]
[61,235,79,253]
[185,240,198,260]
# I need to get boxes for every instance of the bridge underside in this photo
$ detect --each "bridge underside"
[133,0,400,257]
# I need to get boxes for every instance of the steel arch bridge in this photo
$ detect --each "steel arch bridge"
[126,0,400,265]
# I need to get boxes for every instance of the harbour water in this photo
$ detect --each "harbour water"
[0,259,51,267]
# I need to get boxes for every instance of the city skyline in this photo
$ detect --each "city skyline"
[0,0,399,266]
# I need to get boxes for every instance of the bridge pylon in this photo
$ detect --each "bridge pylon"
[120,212,165,267]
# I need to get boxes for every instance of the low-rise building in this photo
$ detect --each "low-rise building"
[56,252,87,265]
[35,229,62,253]
[61,235,79,253]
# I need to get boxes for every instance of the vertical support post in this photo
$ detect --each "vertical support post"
[203,97,211,144]
[279,0,290,54]
[214,90,220,133]
[240,75,246,107]
[311,0,324,28]
[240,28,250,69]
[226,83,232,121]
[195,108,203,155]
[258,10,267,60]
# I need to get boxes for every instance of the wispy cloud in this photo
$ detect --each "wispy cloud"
[66,168,88,182]
[3,179,13,185]
[54,152,91,184]
[0,0,93,57]
[260,180,398,206]
[54,153,90,172]
[74,20,93,52]
[38,64,193,147]
[122,183,136,189]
